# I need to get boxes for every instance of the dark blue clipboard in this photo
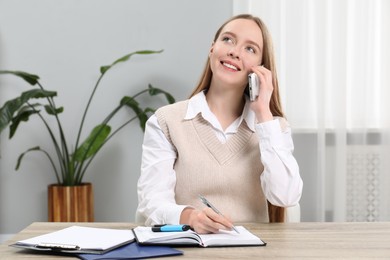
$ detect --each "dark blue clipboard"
[77,242,183,260]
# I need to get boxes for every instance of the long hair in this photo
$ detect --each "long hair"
[189,14,284,118]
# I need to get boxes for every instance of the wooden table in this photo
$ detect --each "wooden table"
[1,222,390,259]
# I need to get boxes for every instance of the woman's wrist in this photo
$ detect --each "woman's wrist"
[180,207,196,225]
[255,109,273,123]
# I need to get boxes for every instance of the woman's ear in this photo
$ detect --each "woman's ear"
[209,42,215,57]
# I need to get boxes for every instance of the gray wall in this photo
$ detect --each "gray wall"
[0,0,233,235]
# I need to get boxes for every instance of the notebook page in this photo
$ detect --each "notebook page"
[199,226,264,247]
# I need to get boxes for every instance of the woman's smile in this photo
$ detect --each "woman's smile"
[220,60,241,71]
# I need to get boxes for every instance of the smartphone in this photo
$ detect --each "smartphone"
[248,73,260,101]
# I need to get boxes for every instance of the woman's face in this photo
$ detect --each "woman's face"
[209,18,263,88]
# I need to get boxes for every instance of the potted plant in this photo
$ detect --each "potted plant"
[0,50,175,221]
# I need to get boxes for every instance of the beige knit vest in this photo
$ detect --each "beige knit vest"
[155,100,269,222]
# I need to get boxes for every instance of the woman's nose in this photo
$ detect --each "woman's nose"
[228,48,240,59]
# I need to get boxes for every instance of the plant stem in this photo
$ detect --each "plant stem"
[74,104,122,183]
[37,81,70,181]
[74,73,105,155]
[77,115,139,184]
[28,103,65,183]
[38,149,61,183]
[131,89,149,99]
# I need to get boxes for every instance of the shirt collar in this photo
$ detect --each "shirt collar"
[185,91,256,132]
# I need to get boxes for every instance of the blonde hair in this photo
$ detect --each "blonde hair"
[189,14,284,118]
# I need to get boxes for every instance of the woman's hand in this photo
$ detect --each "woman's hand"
[180,207,234,234]
[249,65,274,122]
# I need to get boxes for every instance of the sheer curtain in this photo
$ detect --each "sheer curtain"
[234,0,390,221]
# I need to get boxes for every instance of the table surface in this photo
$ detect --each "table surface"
[1,222,390,259]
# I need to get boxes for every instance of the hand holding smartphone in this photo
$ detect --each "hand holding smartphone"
[248,73,260,101]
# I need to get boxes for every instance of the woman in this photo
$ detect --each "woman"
[136,14,303,234]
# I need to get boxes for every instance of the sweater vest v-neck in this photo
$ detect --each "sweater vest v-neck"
[155,100,268,222]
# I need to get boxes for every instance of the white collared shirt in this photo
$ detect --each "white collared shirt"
[184,90,257,143]
[136,91,302,225]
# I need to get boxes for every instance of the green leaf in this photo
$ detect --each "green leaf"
[120,96,140,110]
[148,84,175,104]
[15,146,40,170]
[0,70,40,85]
[100,50,163,74]
[144,107,155,114]
[9,107,40,138]
[0,89,57,134]
[73,124,111,162]
[15,146,60,183]
[120,96,148,131]
[44,105,64,115]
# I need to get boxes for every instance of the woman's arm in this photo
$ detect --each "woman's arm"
[136,115,187,225]
[256,118,303,207]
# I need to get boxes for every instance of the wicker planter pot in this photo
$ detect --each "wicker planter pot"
[48,182,94,222]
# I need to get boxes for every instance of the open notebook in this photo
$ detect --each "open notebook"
[132,225,266,247]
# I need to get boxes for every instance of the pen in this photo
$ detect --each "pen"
[199,195,240,234]
[151,224,191,232]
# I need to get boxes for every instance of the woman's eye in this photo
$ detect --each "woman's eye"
[222,37,233,44]
[246,46,255,53]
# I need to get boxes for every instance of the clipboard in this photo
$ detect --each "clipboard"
[10,226,135,254]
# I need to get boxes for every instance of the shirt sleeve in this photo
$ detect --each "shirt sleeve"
[256,118,303,207]
[136,115,188,225]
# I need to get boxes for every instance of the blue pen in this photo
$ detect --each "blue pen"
[151,225,191,232]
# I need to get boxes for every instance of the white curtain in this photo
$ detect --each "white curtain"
[234,0,390,221]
